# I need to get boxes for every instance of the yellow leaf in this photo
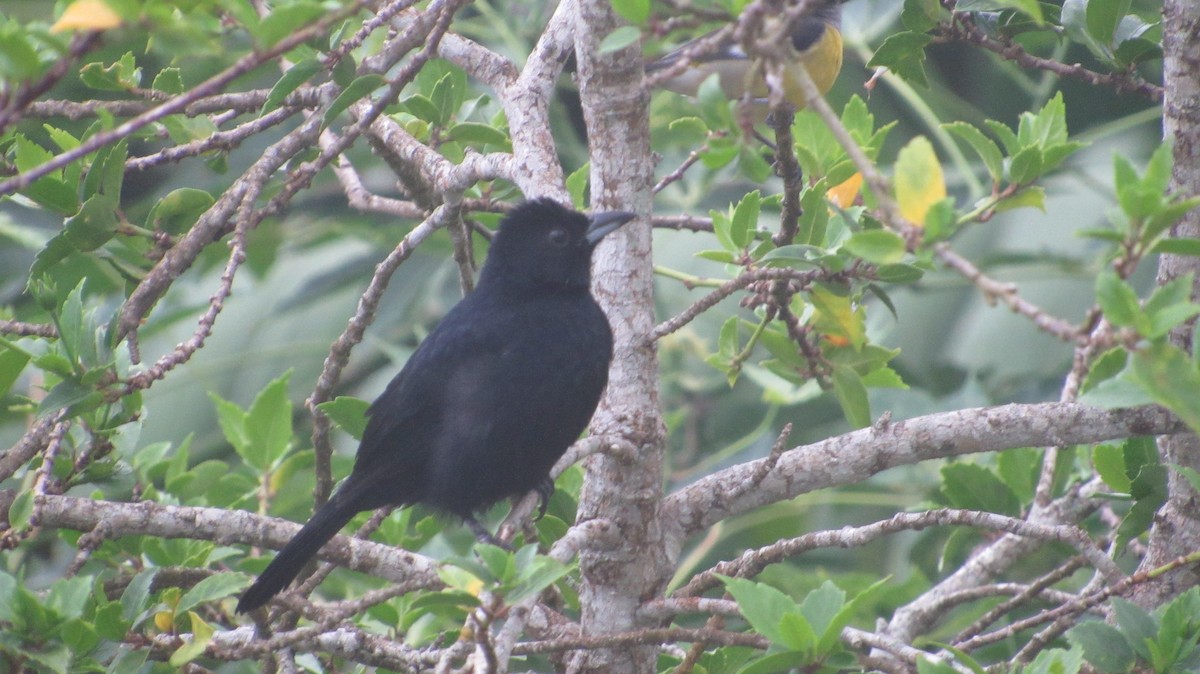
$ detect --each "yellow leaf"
[153,610,174,632]
[464,576,484,597]
[894,136,946,227]
[823,334,851,348]
[827,172,862,208]
[51,0,122,33]
[809,285,866,350]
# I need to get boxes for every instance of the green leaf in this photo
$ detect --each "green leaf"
[0,344,30,396]
[668,116,708,141]
[1146,197,1200,242]
[815,577,890,655]
[943,121,1004,182]
[1110,597,1158,660]
[922,199,958,241]
[46,576,92,621]
[161,114,218,144]
[262,58,322,113]
[1130,342,1200,433]
[776,611,818,652]
[831,364,871,428]
[844,229,906,264]
[917,657,961,674]
[610,0,651,23]
[447,122,511,149]
[721,575,801,647]
[1117,463,1167,550]
[982,0,1044,22]
[63,195,119,252]
[256,2,324,48]
[44,126,80,154]
[92,137,128,200]
[121,569,158,623]
[1024,92,1070,148]
[107,646,149,674]
[800,581,845,646]
[795,181,830,247]
[324,75,386,128]
[1142,141,1173,195]
[940,463,1021,515]
[8,489,34,531]
[1068,621,1135,673]
[997,447,1039,503]
[430,72,462,126]
[14,133,54,173]
[1086,0,1131,47]
[902,0,945,31]
[22,643,70,674]
[737,651,811,674]
[730,191,761,249]
[995,186,1047,213]
[876,263,925,284]
[600,26,641,53]
[79,52,140,91]
[1025,646,1085,674]
[984,119,1021,154]
[244,372,294,470]
[0,30,40,81]
[209,392,250,458]
[739,146,774,184]
[1078,371,1155,408]
[317,396,370,440]
[1008,145,1044,183]
[151,67,184,94]
[175,573,251,616]
[39,379,102,418]
[506,555,572,605]
[401,94,440,123]
[26,177,81,216]
[169,611,214,666]
[566,163,590,209]
[1093,444,1131,493]
[146,188,215,235]
[14,136,79,214]
[867,32,932,87]
[1123,436,1159,482]
[1095,271,1142,329]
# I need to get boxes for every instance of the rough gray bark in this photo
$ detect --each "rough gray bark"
[1138,0,1200,608]
[572,0,669,672]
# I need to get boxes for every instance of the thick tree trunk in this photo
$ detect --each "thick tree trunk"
[571,0,670,672]
[1139,0,1200,608]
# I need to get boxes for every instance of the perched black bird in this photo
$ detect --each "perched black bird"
[236,199,634,613]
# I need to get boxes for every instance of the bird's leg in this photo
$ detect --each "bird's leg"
[466,517,508,549]
[535,476,555,520]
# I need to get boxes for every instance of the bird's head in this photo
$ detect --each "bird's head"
[479,199,636,293]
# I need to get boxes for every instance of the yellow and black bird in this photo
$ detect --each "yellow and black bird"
[646,1,844,115]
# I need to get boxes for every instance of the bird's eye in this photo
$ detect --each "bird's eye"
[548,229,570,247]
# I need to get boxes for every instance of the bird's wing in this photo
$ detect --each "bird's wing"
[645,32,744,72]
[647,13,832,73]
[349,299,502,489]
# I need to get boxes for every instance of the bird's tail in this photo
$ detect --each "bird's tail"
[236,493,360,613]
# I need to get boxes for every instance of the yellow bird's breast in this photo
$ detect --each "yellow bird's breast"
[781,25,844,107]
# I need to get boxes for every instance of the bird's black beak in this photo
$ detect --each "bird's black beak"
[585,210,637,246]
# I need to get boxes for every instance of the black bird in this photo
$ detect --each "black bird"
[236,199,634,613]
